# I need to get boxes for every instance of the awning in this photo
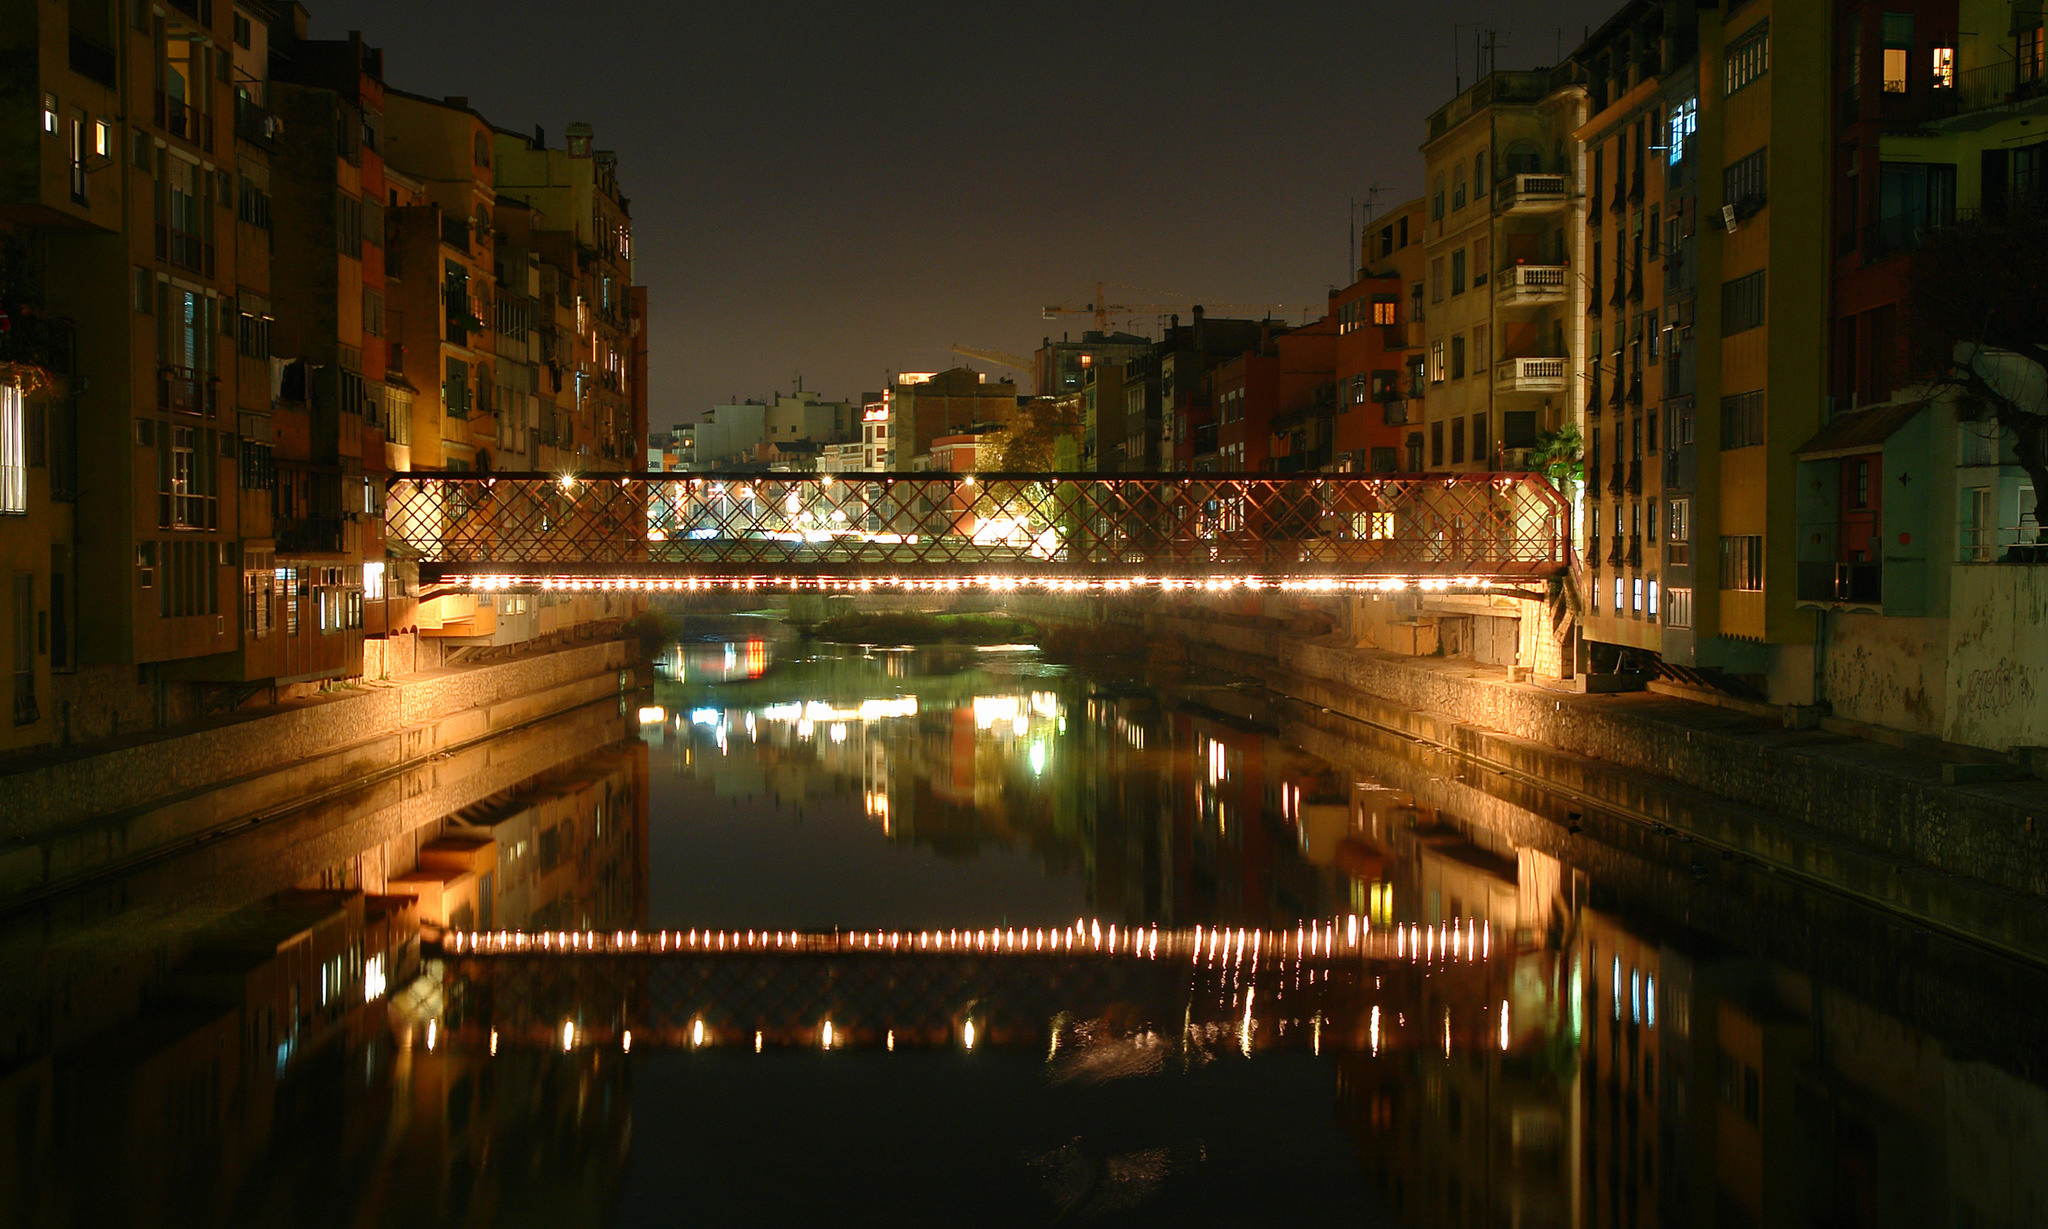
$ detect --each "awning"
[1793,399,1929,460]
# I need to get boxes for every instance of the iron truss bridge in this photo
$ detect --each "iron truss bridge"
[420,918,1505,1055]
[385,471,1571,593]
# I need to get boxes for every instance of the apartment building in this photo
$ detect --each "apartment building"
[1579,2,1700,658]
[1331,197,1426,472]
[1418,68,1588,476]
[1789,0,2048,749]
[880,368,1018,471]
[493,122,645,471]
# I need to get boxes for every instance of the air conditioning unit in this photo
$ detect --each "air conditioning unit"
[1721,204,1738,234]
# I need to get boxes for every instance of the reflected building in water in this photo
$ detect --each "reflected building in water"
[0,707,648,1227]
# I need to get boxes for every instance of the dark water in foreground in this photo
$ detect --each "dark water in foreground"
[3,629,2044,1227]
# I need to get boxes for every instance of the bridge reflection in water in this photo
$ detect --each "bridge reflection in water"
[431,917,1497,1057]
[385,471,1571,591]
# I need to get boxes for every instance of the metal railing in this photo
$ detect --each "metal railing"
[386,470,1574,588]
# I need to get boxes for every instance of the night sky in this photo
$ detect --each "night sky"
[320,1,1623,428]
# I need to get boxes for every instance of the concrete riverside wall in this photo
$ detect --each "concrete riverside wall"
[1282,642,2045,891]
[0,640,630,898]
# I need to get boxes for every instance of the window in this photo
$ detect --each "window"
[1724,147,1768,214]
[1882,13,1913,92]
[1472,237,1489,285]
[1722,271,1765,334]
[1430,341,1446,383]
[42,93,58,136]
[1648,498,1659,545]
[1451,248,1466,295]
[1371,296,1397,326]
[1668,499,1691,565]
[1452,169,1466,211]
[337,194,363,253]
[237,171,271,230]
[2021,24,2044,84]
[1649,579,1660,617]
[1932,46,1955,89]
[1720,390,1765,448]
[1720,535,1764,591]
[1646,310,1661,362]
[362,288,383,338]
[1472,325,1489,374]
[1614,577,1625,612]
[1471,413,1488,462]
[1451,335,1466,380]
[1633,578,1644,613]
[1726,24,1770,97]
[68,114,88,205]
[445,358,469,418]
[236,293,271,359]
[1430,257,1445,303]
[1667,585,1693,627]
[1430,422,1444,466]
[1,384,23,514]
[1450,415,1465,464]
[473,130,491,167]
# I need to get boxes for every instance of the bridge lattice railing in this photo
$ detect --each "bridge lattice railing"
[384,471,1571,584]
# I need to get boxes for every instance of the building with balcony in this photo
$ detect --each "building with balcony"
[492,121,645,472]
[1328,199,1423,473]
[1418,66,1588,478]
[1578,1,1699,659]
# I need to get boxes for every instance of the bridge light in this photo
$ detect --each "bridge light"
[562,1020,576,1051]
[693,1020,705,1048]
[821,1021,834,1050]
[963,1020,976,1051]
[623,1030,633,1053]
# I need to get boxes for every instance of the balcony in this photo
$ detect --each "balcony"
[234,99,277,149]
[158,365,218,418]
[1931,60,2048,130]
[1798,561,1882,606]
[1495,264,1569,308]
[154,223,213,277]
[1496,173,1572,213]
[1495,356,1568,394]
[153,90,212,152]
[1379,397,1410,427]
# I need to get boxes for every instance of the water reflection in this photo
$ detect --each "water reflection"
[4,636,2043,1226]
[1,700,647,1228]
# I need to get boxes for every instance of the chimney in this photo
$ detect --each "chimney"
[533,124,545,150]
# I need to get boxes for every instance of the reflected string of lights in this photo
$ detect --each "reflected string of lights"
[424,914,1513,1059]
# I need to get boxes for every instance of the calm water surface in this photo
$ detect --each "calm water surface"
[5,627,2044,1227]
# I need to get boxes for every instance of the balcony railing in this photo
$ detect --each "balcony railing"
[153,90,211,151]
[1496,173,1571,213]
[158,365,217,418]
[1495,357,1569,393]
[1495,264,1569,308]
[1798,561,1882,605]
[234,98,277,149]
[155,223,213,276]
[1948,59,2048,118]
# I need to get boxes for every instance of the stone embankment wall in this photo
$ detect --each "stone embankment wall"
[0,640,631,901]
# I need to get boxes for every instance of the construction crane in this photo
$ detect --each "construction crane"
[948,344,1034,374]
[1041,282,1316,333]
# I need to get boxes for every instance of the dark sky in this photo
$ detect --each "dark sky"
[319,1,1623,428]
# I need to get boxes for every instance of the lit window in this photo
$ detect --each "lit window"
[1648,579,1660,617]
[1,384,24,513]
[1633,577,1644,612]
[93,119,110,157]
[42,93,58,136]
[1931,47,1955,89]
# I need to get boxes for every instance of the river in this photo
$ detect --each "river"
[3,624,2043,1227]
